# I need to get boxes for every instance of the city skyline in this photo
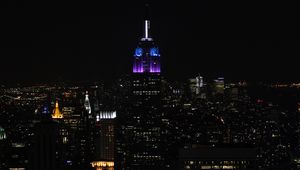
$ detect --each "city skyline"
[0,1,299,84]
[1,3,300,169]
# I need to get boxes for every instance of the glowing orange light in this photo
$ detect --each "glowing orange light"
[91,161,114,168]
[52,100,63,119]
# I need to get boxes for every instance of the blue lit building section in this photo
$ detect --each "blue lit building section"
[133,20,161,73]
[134,47,143,57]
[150,47,160,57]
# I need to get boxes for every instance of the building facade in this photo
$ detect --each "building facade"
[116,18,165,169]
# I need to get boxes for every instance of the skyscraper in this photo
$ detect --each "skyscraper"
[117,16,165,169]
[92,111,116,170]
[32,119,59,170]
[132,19,161,74]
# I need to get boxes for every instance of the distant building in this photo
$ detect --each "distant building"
[189,74,204,98]
[0,126,8,169]
[32,119,59,170]
[178,145,258,170]
[225,84,239,101]
[96,111,116,160]
[84,91,92,116]
[92,111,116,170]
[52,100,63,119]
[0,126,6,140]
[61,106,80,133]
[213,77,224,95]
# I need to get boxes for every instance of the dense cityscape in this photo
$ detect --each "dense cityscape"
[3,64,300,170]
[1,3,300,170]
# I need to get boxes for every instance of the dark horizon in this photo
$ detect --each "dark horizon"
[1,1,299,84]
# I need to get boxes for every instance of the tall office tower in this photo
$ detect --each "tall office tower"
[59,105,94,169]
[91,111,116,170]
[116,17,165,169]
[31,119,59,170]
[76,93,96,169]
[50,100,67,169]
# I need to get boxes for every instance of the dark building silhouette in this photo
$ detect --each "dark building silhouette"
[31,118,59,170]
[0,126,8,169]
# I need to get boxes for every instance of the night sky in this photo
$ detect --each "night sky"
[0,1,299,84]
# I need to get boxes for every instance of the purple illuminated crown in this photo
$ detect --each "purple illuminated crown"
[133,20,161,73]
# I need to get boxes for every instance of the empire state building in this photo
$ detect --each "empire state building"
[132,19,161,73]
[116,18,166,169]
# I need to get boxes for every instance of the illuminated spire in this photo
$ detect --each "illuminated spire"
[141,3,152,41]
[145,20,150,39]
[52,100,63,119]
[84,91,91,114]
[141,20,152,41]
[133,3,161,73]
